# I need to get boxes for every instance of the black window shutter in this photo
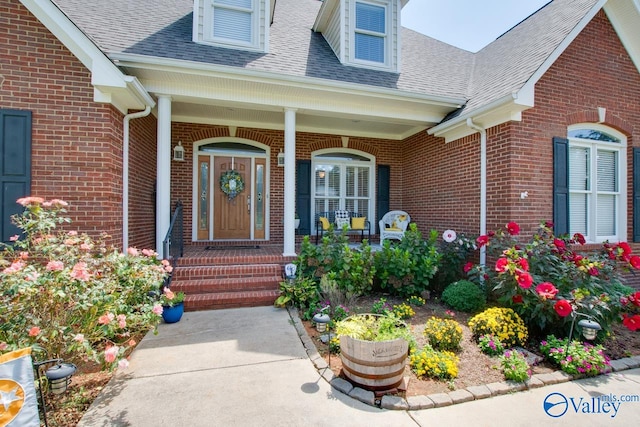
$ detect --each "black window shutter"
[633,148,640,242]
[1,109,32,243]
[553,137,569,236]
[296,160,311,235]
[376,165,390,234]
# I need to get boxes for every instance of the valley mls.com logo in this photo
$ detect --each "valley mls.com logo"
[543,392,622,418]
[543,392,570,417]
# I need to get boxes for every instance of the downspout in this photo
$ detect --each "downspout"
[123,106,152,252]
[466,118,487,268]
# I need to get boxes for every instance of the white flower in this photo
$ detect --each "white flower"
[443,229,457,243]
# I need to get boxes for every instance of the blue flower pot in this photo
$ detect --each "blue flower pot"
[162,302,184,323]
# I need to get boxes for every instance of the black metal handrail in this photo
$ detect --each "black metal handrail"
[162,200,183,287]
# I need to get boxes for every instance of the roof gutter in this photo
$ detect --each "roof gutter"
[428,92,520,136]
[466,118,487,268]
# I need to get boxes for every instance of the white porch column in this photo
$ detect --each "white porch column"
[283,108,297,257]
[156,95,172,257]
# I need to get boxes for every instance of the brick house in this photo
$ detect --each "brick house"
[2,0,639,307]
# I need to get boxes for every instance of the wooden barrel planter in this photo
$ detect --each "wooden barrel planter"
[339,335,409,391]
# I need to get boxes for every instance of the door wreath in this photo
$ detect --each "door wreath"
[220,170,245,201]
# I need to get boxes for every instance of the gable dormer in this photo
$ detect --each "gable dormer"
[193,0,272,52]
[313,0,407,73]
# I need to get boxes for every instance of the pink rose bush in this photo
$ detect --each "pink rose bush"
[466,221,639,337]
[0,197,170,370]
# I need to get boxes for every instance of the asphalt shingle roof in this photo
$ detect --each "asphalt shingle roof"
[51,0,602,120]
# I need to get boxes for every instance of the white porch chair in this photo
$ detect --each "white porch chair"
[379,211,410,244]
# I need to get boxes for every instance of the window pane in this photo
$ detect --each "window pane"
[315,166,328,196]
[346,167,355,197]
[569,193,588,235]
[569,147,589,191]
[356,2,385,33]
[328,167,341,196]
[358,168,369,197]
[214,8,252,42]
[568,129,620,143]
[597,150,617,192]
[355,33,384,62]
[597,194,616,236]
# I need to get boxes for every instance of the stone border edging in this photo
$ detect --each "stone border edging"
[286,307,640,410]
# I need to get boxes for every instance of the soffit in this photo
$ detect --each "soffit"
[120,63,463,140]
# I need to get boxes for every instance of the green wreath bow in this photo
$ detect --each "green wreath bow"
[220,170,245,201]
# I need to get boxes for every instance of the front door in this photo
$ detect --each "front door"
[214,156,251,239]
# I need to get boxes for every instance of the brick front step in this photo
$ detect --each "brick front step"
[184,289,281,311]
[171,276,282,294]
[173,264,282,281]
[177,254,296,267]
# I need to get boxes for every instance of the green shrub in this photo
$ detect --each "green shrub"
[499,350,531,382]
[441,280,486,313]
[392,303,415,319]
[540,335,610,376]
[478,334,505,356]
[295,234,375,297]
[468,307,528,348]
[431,231,477,295]
[410,346,459,380]
[274,276,319,318]
[466,221,636,337]
[374,225,441,298]
[0,198,166,368]
[423,317,462,352]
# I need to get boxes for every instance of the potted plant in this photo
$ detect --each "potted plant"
[335,313,414,390]
[159,287,185,323]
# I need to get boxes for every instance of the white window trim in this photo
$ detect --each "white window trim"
[349,0,391,70]
[568,123,627,243]
[311,148,376,234]
[202,0,260,50]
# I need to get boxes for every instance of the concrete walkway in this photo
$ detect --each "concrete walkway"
[79,306,640,426]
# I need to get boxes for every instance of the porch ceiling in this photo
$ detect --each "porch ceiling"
[114,56,465,140]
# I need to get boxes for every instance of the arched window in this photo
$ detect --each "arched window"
[312,150,374,230]
[568,125,626,242]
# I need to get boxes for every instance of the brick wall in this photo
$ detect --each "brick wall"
[128,115,158,250]
[0,0,129,248]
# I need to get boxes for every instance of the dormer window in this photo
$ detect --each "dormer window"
[314,0,400,73]
[354,1,387,64]
[194,0,268,52]
[211,0,255,44]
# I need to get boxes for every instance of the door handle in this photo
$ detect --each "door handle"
[247,195,251,214]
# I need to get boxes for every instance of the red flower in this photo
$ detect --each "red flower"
[518,258,529,272]
[553,238,566,251]
[28,326,41,337]
[630,256,640,270]
[554,300,573,317]
[495,258,509,273]
[629,292,640,307]
[535,282,558,299]
[463,262,473,273]
[506,222,520,236]
[544,221,554,229]
[573,233,586,245]
[622,314,640,332]
[516,271,533,289]
[512,295,523,304]
[476,235,489,248]
[617,242,632,256]
[588,267,599,276]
